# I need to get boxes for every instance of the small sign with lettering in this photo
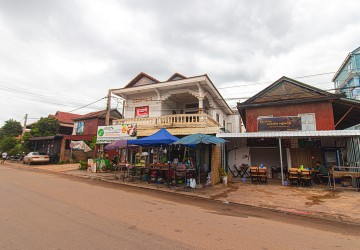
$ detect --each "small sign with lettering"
[258,116,301,131]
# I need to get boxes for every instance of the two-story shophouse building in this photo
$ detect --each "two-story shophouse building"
[217,76,360,184]
[110,72,240,184]
[111,72,238,136]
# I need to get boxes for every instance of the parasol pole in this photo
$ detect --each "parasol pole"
[197,144,201,184]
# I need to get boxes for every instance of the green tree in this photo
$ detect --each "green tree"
[21,132,32,152]
[0,119,22,139]
[0,136,17,152]
[30,117,60,137]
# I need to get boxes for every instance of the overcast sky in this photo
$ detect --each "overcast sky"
[0,0,359,126]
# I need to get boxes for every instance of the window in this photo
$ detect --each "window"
[76,121,84,135]
[347,60,353,71]
[216,113,219,123]
[298,113,316,131]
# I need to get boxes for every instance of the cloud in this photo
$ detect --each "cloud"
[0,0,359,125]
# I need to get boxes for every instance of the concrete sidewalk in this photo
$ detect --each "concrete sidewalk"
[6,162,360,224]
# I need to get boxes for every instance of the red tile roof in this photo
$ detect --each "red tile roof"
[73,109,122,121]
[49,111,82,125]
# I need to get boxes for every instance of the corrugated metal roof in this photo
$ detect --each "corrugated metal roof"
[216,130,360,138]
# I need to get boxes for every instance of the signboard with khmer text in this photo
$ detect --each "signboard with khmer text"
[257,116,301,132]
[96,124,137,144]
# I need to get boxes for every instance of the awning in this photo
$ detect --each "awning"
[216,130,360,139]
[174,133,227,145]
[29,135,63,141]
[128,128,179,146]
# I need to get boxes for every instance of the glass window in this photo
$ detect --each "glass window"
[298,113,316,131]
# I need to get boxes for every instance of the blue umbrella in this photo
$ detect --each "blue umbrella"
[173,133,227,145]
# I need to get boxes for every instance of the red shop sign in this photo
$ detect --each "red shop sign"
[135,106,149,118]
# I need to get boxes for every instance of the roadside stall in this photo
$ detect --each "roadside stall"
[127,128,181,184]
[104,140,128,166]
[173,133,228,186]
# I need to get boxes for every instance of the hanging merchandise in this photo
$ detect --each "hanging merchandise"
[150,170,157,182]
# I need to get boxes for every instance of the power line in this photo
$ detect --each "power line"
[69,97,107,112]
[217,70,354,90]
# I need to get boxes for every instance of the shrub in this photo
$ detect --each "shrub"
[78,160,88,170]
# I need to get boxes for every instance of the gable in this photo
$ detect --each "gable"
[252,81,326,104]
[167,73,187,81]
[124,72,160,88]
[245,77,333,105]
[132,76,158,87]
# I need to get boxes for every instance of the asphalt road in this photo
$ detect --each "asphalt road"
[0,165,359,250]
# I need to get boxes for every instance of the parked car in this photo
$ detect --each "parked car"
[23,152,50,165]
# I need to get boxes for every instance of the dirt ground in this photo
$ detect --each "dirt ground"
[2,165,359,250]
[6,162,360,224]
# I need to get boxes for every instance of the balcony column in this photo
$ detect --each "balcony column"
[198,97,204,114]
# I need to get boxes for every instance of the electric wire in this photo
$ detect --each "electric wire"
[0,69,358,115]
[68,97,107,112]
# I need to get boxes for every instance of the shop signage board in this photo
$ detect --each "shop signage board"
[96,124,137,144]
[257,116,301,131]
[135,106,149,118]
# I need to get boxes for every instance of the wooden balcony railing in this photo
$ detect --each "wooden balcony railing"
[113,114,219,129]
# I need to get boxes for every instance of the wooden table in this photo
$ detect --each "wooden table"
[331,166,360,191]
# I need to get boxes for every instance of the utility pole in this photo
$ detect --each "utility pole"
[105,90,111,126]
[23,114,28,135]
[100,90,112,160]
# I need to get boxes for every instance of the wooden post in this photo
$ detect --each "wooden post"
[100,90,112,160]
[279,138,284,186]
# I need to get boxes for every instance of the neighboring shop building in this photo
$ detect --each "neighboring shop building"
[28,111,82,163]
[29,109,122,163]
[110,72,240,184]
[333,46,360,100]
[217,76,360,183]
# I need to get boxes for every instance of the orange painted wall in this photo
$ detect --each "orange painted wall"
[245,102,334,132]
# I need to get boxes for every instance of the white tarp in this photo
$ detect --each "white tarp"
[70,141,92,152]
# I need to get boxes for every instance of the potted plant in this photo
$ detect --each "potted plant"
[219,167,228,186]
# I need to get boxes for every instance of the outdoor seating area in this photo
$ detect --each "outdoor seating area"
[87,129,227,188]
[249,165,268,184]
[229,164,250,178]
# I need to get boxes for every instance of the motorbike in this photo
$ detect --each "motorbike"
[9,153,25,163]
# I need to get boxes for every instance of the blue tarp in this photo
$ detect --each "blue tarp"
[127,128,179,146]
[173,133,227,145]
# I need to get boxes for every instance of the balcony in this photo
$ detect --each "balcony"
[113,114,220,136]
